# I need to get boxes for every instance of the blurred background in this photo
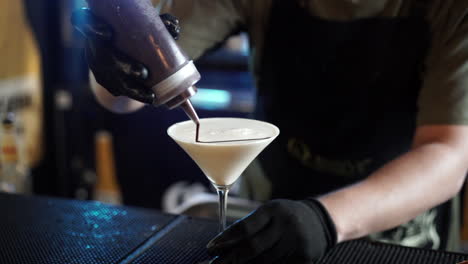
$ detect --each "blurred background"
[0,0,255,210]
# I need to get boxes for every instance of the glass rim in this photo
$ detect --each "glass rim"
[167,117,280,145]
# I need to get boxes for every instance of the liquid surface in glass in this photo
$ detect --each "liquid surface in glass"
[168,118,279,186]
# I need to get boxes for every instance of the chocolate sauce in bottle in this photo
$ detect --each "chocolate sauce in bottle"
[86,0,200,123]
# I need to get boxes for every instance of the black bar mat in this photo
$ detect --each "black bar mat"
[130,217,468,264]
[1,193,468,264]
[0,193,175,264]
[129,216,219,264]
[318,239,468,264]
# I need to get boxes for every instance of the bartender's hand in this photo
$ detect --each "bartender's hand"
[207,199,337,264]
[70,8,181,104]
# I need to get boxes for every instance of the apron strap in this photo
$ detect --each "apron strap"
[411,0,431,18]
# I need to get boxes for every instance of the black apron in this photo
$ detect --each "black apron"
[256,0,455,250]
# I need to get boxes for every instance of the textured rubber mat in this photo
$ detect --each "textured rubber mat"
[1,193,468,264]
[318,239,468,264]
[127,216,468,264]
[0,193,175,264]
[129,216,219,264]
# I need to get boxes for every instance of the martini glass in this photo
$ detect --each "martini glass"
[167,118,279,231]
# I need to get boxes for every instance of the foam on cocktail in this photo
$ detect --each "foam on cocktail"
[168,118,279,186]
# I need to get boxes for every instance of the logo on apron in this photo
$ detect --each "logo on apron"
[288,137,373,178]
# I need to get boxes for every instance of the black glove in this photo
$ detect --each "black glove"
[70,8,181,104]
[207,199,337,264]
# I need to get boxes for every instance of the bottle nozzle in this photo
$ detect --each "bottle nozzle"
[180,100,199,125]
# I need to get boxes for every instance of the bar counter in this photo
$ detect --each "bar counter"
[1,193,467,264]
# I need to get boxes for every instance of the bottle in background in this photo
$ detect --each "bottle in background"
[0,112,29,193]
[94,130,122,204]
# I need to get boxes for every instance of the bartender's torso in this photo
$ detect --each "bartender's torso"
[255,0,446,250]
[257,0,429,193]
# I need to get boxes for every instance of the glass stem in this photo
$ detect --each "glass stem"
[216,186,229,232]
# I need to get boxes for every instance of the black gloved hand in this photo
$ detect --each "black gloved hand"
[207,199,337,264]
[70,8,181,104]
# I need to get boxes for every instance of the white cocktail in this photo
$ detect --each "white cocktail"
[167,118,279,230]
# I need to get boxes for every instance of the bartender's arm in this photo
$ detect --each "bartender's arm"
[206,126,468,264]
[206,15,468,264]
[319,125,468,242]
[320,16,468,244]
[320,18,468,244]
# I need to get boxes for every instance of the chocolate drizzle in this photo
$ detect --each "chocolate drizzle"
[196,122,200,142]
[195,123,271,143]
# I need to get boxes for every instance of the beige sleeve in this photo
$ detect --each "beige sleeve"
[417,6,468,125]
[152,0,250,59]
